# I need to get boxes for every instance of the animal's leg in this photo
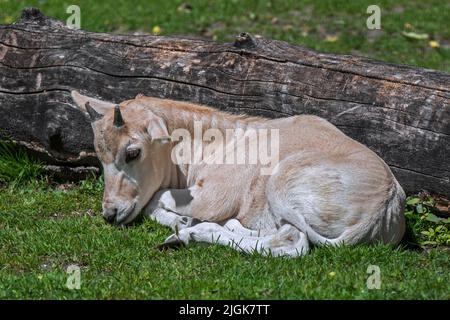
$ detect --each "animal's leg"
[142,192,201,231]
[267,155,349,247]
[156,189,193,213]
[223,219,274,237]
[267,224,310,257]
[152,177,243,222]
[144,188,204,221]
[146,208,201,232]
[266,152,405,246]
[163,222,309,257]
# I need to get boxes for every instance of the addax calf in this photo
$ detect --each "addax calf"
[71,91,405,257]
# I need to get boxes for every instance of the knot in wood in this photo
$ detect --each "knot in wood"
[20,7,65,28]
[233,32,256,49]
[21,7,46,23]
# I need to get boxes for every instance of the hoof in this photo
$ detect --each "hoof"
[190,217,203,226]
[156,234,185,250]
[179,216,203,227]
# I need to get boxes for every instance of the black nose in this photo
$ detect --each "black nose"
[103,215,115,223]
[103,209,117,224]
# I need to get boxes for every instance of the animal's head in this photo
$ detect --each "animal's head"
[71,91,172,225]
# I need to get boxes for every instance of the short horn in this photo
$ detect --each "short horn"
[85,102,103,122]
[113,105,124,127]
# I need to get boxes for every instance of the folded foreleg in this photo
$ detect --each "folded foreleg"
[162,221,309,257]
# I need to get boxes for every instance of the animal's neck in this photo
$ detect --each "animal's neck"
[144,97,264,135]
[144,97,265,188]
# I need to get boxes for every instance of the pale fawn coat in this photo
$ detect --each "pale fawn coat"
[71,91,405,257]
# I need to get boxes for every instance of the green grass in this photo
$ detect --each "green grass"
[0,0,449,299]
[404,195,450,246]
[1,0,449,72]
[0,178,449,299]
[0,141,43,185]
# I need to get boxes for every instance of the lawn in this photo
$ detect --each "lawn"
[0,179,449,299]
[0,0,449,299]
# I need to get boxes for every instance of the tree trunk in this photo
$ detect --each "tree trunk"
[0,8,449,196]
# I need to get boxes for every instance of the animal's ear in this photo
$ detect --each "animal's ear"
[71,91,116,121]
[147,116,171,144]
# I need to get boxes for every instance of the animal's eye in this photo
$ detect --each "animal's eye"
[125,148,141,163]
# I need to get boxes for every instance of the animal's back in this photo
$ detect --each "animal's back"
[246,114,406,244]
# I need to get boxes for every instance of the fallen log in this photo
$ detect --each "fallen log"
[0,8,449,196]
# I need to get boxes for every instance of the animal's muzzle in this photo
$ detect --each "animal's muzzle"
[102,205,118,224]
[103,208,117,224]
[102,202,136,225]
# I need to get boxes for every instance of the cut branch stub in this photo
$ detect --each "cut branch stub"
[234,32,257,49]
